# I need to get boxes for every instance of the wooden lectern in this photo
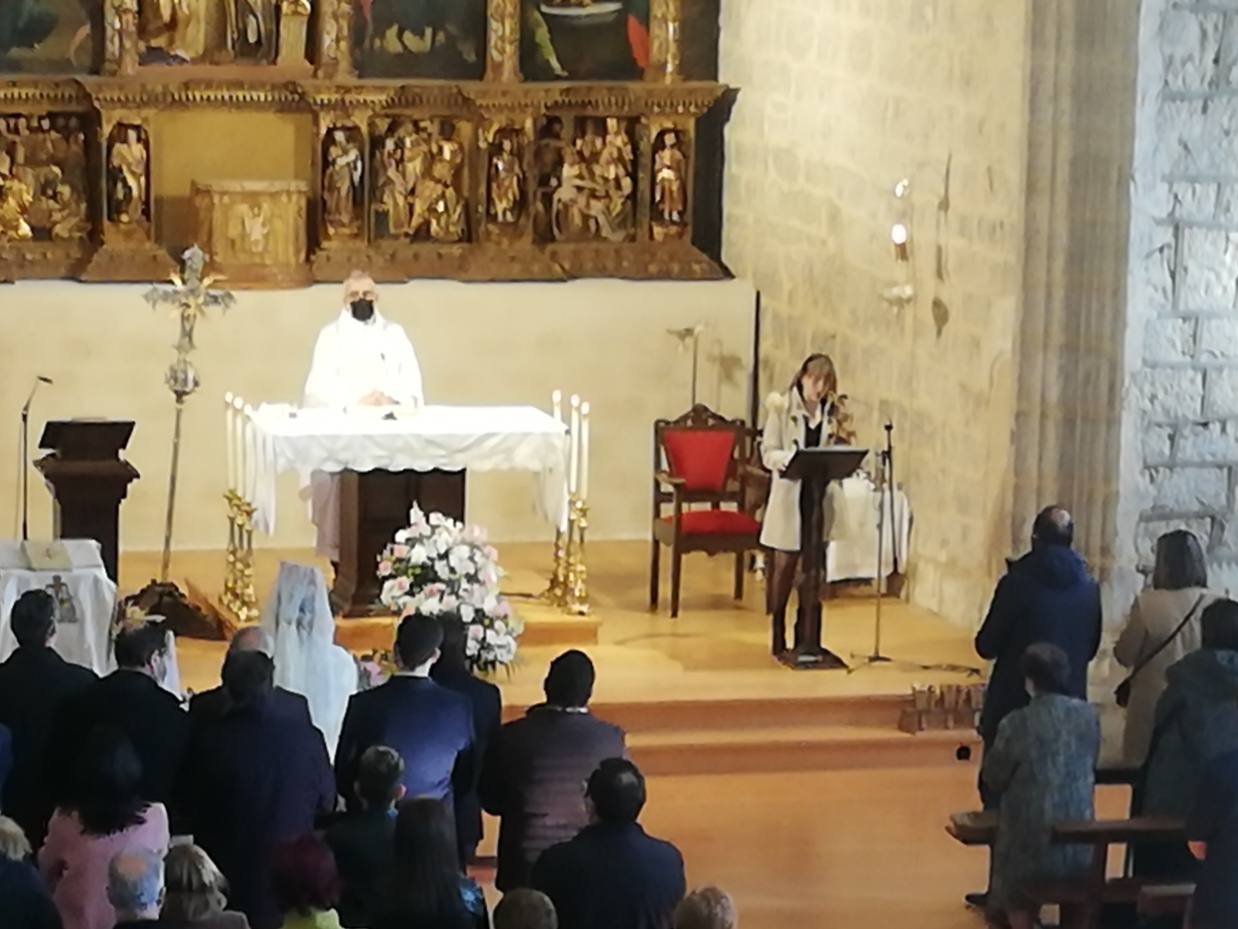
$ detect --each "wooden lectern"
[35,420,139,584]
[332,468,466,617]
[779,446,867,670]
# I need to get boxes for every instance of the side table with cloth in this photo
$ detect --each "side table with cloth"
[246,404,568,615]
[0,540,116,674]
[826,475,912,581]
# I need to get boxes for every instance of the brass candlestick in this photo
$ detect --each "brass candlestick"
[221,489,241,616]
[542,524,569,607]
[564,494,590,616]
[221,489,259,624]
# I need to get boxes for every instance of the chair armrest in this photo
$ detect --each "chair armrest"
[740,463,770,482]
[1052,817,1186,845]
[655,470,687,489]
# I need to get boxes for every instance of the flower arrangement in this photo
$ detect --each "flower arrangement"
[377,505,522,674]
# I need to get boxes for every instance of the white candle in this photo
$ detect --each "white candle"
[233,397,246,501]
[552,389,562,423]
[580,401,590,500]
[568,394,581,495]
[243,405,257,503]
[224,392,235,491]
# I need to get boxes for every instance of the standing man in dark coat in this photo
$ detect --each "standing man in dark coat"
[481,650,626,891]
[188,625,311,724]
[179,650,336,929]
[0,590,96,844]
[533,758,684,929]
[431,613,501,864]
[967,505,1102,908]
[49,619,187,810]
[335,615,475,810]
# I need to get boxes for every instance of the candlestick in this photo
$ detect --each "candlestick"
[552,389,562,422]
[233,396,246,502]
[568,394,581,495]
[224,392,235,491]
[243,405,257,503]
[580,401,590,500]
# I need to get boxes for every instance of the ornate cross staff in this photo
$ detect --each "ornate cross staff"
[144,246,235,582]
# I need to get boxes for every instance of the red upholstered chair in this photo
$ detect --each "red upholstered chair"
[650,404,762,617]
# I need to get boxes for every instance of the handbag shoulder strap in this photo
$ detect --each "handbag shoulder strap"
[1128,593,1207,683]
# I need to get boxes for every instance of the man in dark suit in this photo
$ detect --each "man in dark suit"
[968,505,1102,908]
[431,613,501,864]
[325,745,405,928]
[335,614,475,811]
[49,619,187,810]
[188,625,311,724]
[481,649,626,891]
[533,758,684,929]
[0,589,96,844]
[179,649,335,929]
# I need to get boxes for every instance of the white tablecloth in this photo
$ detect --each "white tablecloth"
[247,404,569,534]
[0,540,116,674]
[827,476,912,581]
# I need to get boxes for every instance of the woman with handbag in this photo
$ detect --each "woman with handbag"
[1114,529,1218,766]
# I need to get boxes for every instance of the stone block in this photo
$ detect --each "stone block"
[1199,318,1238,358]
[1176,420,1238,462]
[1160,9,1226,91]
[1145,318,1196,362]
[1171,182,1219,221]
[1138,367,1204,420]
[1136,517,1213,565]
[1146,466,1230,512]
[1143,425,1174,464]
[1206,367,1238,417]
[1179,228,1238,311]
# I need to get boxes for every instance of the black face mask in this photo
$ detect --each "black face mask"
[350,298,375,322]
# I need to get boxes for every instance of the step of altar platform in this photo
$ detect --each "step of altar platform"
[332,611,601,653]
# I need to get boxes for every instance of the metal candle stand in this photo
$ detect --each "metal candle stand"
[221,489,259,624]
[543,492,590,615]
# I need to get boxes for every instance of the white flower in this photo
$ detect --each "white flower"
[409,544,428,564]
[460,603,476,623]
[434,559,450,576]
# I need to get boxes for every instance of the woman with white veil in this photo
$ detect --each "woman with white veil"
[260,562,357,757]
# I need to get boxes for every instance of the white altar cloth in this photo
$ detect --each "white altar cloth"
[827,476,912,581]
[247,404,569,534]
[0,540,116,675]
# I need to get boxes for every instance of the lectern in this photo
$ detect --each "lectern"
[332,468,466,617]
[779,446,867,669]
[35,420,139,584]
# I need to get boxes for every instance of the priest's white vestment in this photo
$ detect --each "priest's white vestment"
[303,308,424,560]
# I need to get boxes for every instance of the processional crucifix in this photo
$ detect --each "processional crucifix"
[145,246,235,582]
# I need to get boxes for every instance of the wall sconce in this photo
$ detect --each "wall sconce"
[891,178,911,263]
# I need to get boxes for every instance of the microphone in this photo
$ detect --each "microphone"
[20,375,53,542]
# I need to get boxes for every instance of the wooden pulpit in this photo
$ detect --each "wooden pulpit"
[332,469,467,617]
[780,447,867,670]
[35,420,140,584]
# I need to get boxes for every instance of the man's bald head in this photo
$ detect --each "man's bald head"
[343,270,377,303]
[228,626,273,656]
[1032,506,1074,548]
[108,850,164,921]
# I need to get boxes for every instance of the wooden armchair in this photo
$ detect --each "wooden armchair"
[650,404,763,617]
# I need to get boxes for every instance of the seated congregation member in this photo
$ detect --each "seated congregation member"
[372,798,487,929]
[1137,598,1238,879]
[494,889,557,929]
[50,620,189,809]
[39,728,170,929]
[179,651,335,929]
[481,650,625,891]
[0,815,61,929]
[108,850,166,929]
[270,835,344,929]
[975,507,1101,786]
[759,353,844,657]
[1186,748,1238,929]
[335,616,474,811]
[532,758,685,929]
[980,644,1099,929]
[0,590,97,844]
[673,888,737,929]
[161,843,250,929]
[323,746,404,929]
[1114,529,1218,766]
[188,627,310,726]
[431,614,502,865]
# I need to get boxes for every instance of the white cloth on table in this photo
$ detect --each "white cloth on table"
[260,562,357,758]
[303,308,424,559]
[826,476,912,581]
[246,404,569,538]
[0,539,115,675]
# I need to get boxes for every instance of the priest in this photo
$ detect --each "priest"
[304,271,424,565]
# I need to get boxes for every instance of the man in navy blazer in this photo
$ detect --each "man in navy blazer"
[533,758,685,929]
[336,614,475,810]
[189,626,312,724]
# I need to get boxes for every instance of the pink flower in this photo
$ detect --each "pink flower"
[377,560,393,576]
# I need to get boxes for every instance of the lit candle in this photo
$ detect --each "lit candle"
[580,401,590,500]
[552,389,562,423]
[569,394,581,495]
[224,392,235,492]
[243,405,257,503]
[233,396,246,501]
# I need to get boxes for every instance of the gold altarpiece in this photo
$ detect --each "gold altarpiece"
[0,0,726,285]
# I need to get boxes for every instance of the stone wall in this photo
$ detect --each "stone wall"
[719,1,1029,625]
[1118,0,1238,604]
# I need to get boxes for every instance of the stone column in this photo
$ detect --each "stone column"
[645,0,683,83]
[485,0,522,82]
